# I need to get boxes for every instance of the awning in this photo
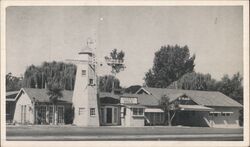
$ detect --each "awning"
[222,112,233,114]
[178,104,214,111]
[122,104,146,108]
[209,111,221,114]
[145,108,164,113]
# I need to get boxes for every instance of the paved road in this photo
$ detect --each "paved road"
[6,125,243,141]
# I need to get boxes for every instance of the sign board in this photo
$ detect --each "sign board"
[120,97,138,104]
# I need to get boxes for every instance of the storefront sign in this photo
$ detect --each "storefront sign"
[120,97,138,104]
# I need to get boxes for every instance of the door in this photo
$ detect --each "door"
[106,108,113,124]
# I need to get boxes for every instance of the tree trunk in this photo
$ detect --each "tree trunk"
[111,80,115,94]
[53,104,55,125]
[55,105,58,125]
[167,110,171,126]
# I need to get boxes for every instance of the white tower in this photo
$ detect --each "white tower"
[71,39,100,126]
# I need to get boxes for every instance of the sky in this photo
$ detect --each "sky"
[6,6,243,87]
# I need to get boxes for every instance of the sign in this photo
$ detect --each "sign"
[120,97,138,104]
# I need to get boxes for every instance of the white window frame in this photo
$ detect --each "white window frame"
[57,105,64,124]
[132,108,144,116]
[79,107,85,115]
[90,108,96,116]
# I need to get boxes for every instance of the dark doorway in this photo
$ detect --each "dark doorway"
[106,108,112,123]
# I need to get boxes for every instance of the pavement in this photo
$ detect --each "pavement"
[6,125,243,141]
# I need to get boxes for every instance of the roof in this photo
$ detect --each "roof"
[13,88,120,103]
[121,94,159,106]
[6,91,19,99]
[22,88,73,103]
[137,87,242,107]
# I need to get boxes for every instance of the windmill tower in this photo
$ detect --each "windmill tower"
[69,38,100,126]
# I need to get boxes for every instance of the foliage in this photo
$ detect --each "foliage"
[22,61,76,90]
[46,81,63,125]
[144,45,195,88]
[158,95,179,126]
[105,49,126,93]
[105,49,126,74]
[6,73,23,91]
[46,81,63,104]
[98,75,121,92]
[168,72,217,91]
[216,72,243,104]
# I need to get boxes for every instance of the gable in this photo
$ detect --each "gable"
[135,88,151,95]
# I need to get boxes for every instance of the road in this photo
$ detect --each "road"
[6,125,243,141]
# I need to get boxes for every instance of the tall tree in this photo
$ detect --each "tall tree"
[105,49,125,94]
[144,45,195,88]
[46,81,63,125]
[98,75,121,93]
[6,73,23,91]
[158,95,179,126]
[216,72,243,104]
[168,72,217,91]
[23,61,76,90]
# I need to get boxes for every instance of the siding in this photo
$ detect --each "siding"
[13,92,33,124]
[204,107,241,128]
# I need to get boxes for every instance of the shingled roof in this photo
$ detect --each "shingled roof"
[20,88,73,103]
[137,87,242,107]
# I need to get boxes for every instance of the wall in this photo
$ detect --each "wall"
[204,107,241,128]
[13,91,33,124]
[123,107,144,127]
[6,101,16,123]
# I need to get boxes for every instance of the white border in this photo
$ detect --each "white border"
[1,1,249,147]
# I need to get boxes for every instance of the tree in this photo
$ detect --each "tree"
[6,73,23,91]
[99,75,121,93]
[46,81,63,125]
[144,45,195,88]
[168,72,217,91]
[158,95,179,126]
[216,73,243,126]
[216,72,243,104]
[105,49,125,94]
[23,61,76,90]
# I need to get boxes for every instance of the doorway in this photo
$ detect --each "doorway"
[106,108,113,124]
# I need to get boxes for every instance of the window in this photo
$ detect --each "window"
[82,70,86,76]
[101,108,105,123]
[38,106,47,124]
[89,79,94,85]
[48,106,53,123]
[132,108,144,116]
[57,106,64,124]
[90,108,95,116]
[79,108,84,115]
[114,107,118,123]
[222,113,226,116]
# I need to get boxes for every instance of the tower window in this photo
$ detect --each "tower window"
[90,108,95,116]
[89,78,94,85]
[79,108,84,115]
[82,70,86,76]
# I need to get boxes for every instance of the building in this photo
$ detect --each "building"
[135,87,243,128]
[10,87,242,128]
[12,88,73,125]
[6,91,19,123]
